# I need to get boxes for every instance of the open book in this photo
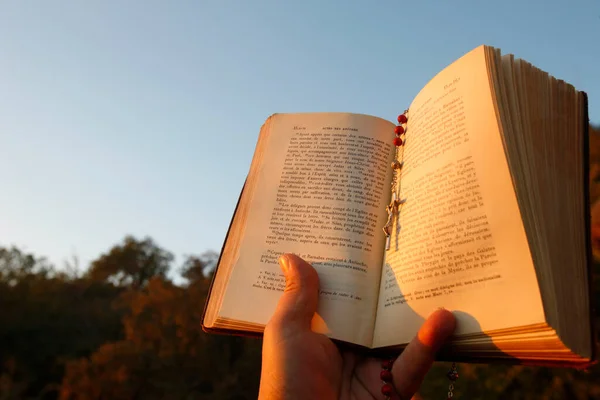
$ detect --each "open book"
[202,45,595,366]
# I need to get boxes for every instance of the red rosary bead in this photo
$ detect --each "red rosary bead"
[447,370,459,381]
[381,359,393,370]
[397,114,408,124]
[394,125,405,135]
[393,137,403,146]
[380,369,392,381]
[381,383,394,396]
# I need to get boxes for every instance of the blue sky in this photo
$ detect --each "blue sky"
[1,0,599,272]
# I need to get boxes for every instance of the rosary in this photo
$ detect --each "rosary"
[380,359,458,399]
[380,112,459,399]
[383,111,408,250]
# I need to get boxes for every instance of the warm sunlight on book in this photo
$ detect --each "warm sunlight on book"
[203,45,595,368]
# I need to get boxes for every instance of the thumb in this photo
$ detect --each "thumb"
[269,254,320,333]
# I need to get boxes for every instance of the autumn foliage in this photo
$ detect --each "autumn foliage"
[0,238,261,400]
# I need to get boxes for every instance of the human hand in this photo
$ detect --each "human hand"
[258,254,456,400]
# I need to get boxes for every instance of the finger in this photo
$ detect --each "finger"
[392,308,456,399]
[268,254,320,334]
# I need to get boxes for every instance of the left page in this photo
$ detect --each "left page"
[218,113,395,346]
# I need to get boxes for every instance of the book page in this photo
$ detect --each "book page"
[373,46,546,347]
[219,113,395,346]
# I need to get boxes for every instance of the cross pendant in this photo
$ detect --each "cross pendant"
[383,193,406,251]
[383,194,398,250]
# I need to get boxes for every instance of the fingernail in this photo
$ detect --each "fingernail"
[279,254,291,273]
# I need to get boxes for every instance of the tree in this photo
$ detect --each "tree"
[180,251,219,283]
[87,236,173,289]
[0,246,124,400]
[60,275,262,400]
[0,246,53,285]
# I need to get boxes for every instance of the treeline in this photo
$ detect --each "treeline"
[1,236,599,399]
[0,237,261,400]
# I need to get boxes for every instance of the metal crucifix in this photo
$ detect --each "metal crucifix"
[383,193,405,250]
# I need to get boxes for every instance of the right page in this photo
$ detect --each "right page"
[373,46,546,348]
